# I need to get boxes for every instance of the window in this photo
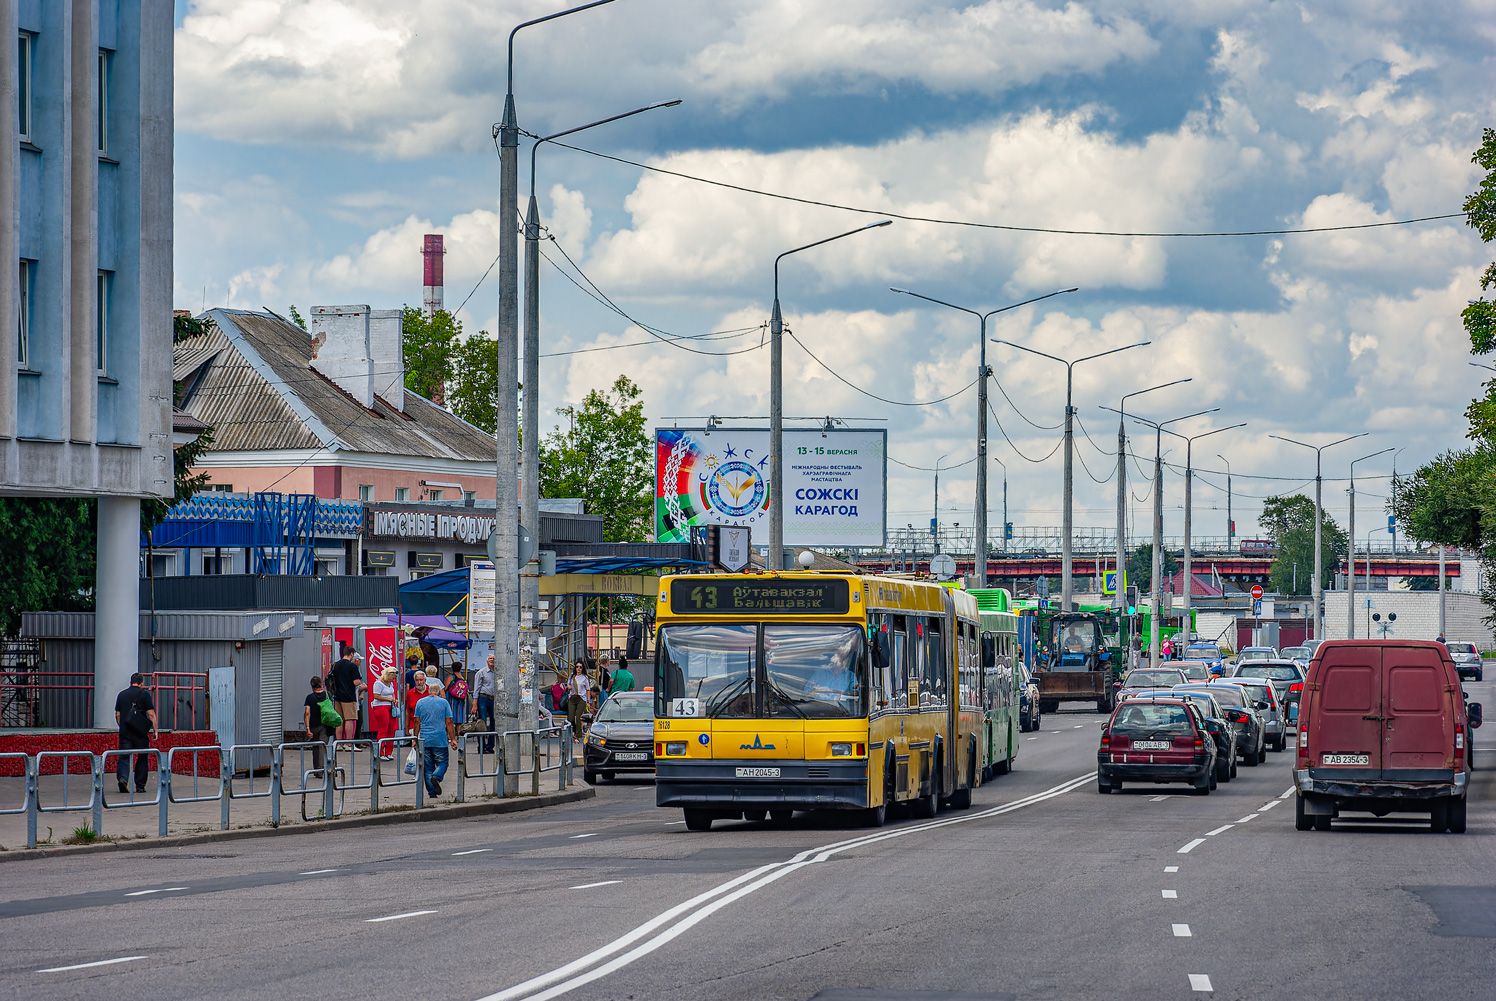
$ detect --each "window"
[96,272,110,373]
[207,483,234,492]
[203,553,229,575]
[97,49,110,155]
[395,487,409,502]
[142,553,175,578]
[315,558,339,577]
[16,261,29,368]
[358,484,374,502]
[463,490,476,503]
[17,34,32,142]
[428,489,443,501]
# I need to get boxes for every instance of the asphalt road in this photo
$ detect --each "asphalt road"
[4,684,1495,1001]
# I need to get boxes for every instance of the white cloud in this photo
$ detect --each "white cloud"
[546,185,592,253]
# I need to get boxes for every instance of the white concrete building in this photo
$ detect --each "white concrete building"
[1324,590,1496,646]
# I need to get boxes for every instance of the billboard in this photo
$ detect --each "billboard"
[655,428,886,548]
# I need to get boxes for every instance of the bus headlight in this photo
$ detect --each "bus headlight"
[665,742,687,756]
[830,742,854,757]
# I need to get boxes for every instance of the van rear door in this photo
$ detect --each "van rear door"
[1313,645,1382,772]
[1383,644,1452,776]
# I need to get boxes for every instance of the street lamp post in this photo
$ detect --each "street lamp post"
[1109,379,1190,610]
[1161,423,1246,645]
[1391,446,1406,554]
[1216,453,1232,553]
[1269,433,1368,642]
[1346,447,1394,639]
[499,0,617,792]
[1105,407,1219,665]
[994,339,1151,610]
[769,221,892,568]
[933,454,948,555]
[889,287,1076,587]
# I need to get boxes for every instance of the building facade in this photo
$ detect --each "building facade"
[3,1,174,721]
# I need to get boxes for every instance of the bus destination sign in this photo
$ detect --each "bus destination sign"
[670,578,851,615]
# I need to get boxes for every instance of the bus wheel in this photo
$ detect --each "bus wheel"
[947,747,975,810]
[683,809,713,832]
[862,801,886,827]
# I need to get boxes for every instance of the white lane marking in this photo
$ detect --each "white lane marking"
[38,956,145,974]
[453,848,493,856]
[1204,824,1234,836]
[1258,800,1281,812]
[300,868,343,875]
[1073,725,1085,729]
[570,880,622,890]
[1150,795,1173,802]
[1235,814,1256,824]
[366,910,437,923]
[663,821,685,826]
[1178,839,1206,854]
[1162,889,1178,899]
[477,771,1095,1001]
[124,887,187,897]
[1026,737,1038,741]
[1189,974,1214,992]
[1280,787,1294,799]
[1172,923,1192,937]
[1165,865,1179,873]
[569,833,598,839]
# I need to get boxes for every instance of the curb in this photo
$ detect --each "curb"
[0,786,595,863]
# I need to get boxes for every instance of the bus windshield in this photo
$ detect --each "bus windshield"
[656,623,865,719]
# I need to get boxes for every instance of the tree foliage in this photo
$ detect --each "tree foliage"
[142,425,218,534]
[0,499,96,635]
[1127,543,1178,593]
[399,307,498,432]
[1262,494,1347,595]
[173,313,216,343]
[539,376,652,542]
[450,330,498,434]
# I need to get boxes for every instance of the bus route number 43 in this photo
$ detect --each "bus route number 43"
[671,698,702,718]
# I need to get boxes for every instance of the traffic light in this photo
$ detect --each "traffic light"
[1125,586,1139,616]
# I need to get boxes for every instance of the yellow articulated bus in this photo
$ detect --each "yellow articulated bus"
[652,570,1017,831]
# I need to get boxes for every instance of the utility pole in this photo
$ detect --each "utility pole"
[1347,447,1393,640]
[1439,544,1447,638]
[1162,424,1243,646]
[933,454,947,555]
[1217,453,1232,553]
[1108,380,1189,611]
[1272,433,1367,642]
[500,1,617,791]
[889,286,1076,588]
[996,337,1149,611]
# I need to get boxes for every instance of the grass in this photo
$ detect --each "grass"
[63,825,98,845]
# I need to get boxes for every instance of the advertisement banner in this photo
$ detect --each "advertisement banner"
[469,562,496,633]
[655,428,886,548]
[365,628,397,694]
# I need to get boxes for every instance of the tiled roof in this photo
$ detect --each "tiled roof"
[175,309,495,462]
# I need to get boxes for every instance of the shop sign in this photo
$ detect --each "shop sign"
[369,509,495,545]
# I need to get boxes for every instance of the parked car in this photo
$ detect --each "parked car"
[1184,644,1225,676]
[1296,640,1482,833]
[1233,660,1306,723]
[1176,682,1266,765]
[1176,660,1213,682]
[1115,668,1189,703]
[1280,644,1312,665]
[1098,697,1218,795]
[1018,664,1042,732]
[582,691,656,784]
[1224,677,1286,752]
[1235,646,1278,666]
[1444,641,1483,681]
[1171,689,1238,783]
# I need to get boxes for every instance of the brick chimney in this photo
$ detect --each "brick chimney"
[308,305,404,411]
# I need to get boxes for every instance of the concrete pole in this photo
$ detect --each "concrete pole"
[1439,545,1447,638]
[520,192,541,731]
[1150,429,1163,666]
[1313,461,1323,642]
[1062,366,1074,611]
[1347,475,1356,640]
[1182,440,1193,643]
[975,319,988,587]
[1115,415,1127,611]
[1002,472,1008,555]
[497,92,521,794]
[95,497,141,726]
[769,296,784,571]
[933,455,945,555]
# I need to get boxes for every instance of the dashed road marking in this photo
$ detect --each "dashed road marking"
[664,821,685,826]
[300,868,343,875]
[1204,824,1234,836]
[366,910,437,923]
[38,956,145,974]
[1164,865,1179,873]
[1189,973,1214,992]
[1026,737,1038,741]
[1073,725,1085,729]
[570,880,622,890]
[569,833,598,839]
[1258,800,1281,812]
[124,887,186,897]
[1280,788,1294,799]
[1235,814,1256,824]
[1178,839,1205,854]
[1172,923,1192,937]
[1162,889,1178,899]
[453,848,493,856]
[1150,795,1173,802]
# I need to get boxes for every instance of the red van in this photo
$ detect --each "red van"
[1295,640,1483,833]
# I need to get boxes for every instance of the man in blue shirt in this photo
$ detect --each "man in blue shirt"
[413,678,457,798]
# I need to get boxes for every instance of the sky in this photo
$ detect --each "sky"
[171,0,1496,549]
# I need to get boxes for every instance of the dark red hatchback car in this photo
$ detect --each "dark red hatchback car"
[1097,697,1218,795]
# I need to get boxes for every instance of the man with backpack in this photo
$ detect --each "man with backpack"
[303,676,341,772]
[113,673,158,794]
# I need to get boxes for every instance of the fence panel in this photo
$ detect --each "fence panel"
[377,736,422,810]
[456,731,502,803]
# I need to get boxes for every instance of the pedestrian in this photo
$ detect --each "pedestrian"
[596,656,613,711]
[473,654,497,753]
[303,676,338,772]
[609,658,636,698]
[327,645,365,741]
[413,678,456,798]
[567,660,591,741]
[550,674,568,717]
[446,665,469,725]
[370,667,399,758]
[404,652,421,690]
[113,672,157,794]
[405,670,429,736]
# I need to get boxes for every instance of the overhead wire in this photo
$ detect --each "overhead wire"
[987,399,1064,464]
[889,454,977,473]
[990,376,1062,430]
[784,327,979,406]
[546,138,1465,239]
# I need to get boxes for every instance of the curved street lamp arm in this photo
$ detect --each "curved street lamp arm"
[1162,421,1246,445]
[1073,340,1151,367]
[531,99,682,195]
[776,220,892,299]
[509,0,619,95]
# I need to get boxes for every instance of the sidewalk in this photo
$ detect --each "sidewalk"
[0,737,585,854]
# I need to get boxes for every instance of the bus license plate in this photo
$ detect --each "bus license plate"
[1131,740,1170,751]
[736,767,781,778]
[613,752,648,762]
[1321,753,1369,765]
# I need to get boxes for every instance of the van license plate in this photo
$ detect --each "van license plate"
[1321,753,1369,765]
[1131,740,1170,751]
[613,752,648,762]
[736,767,781,778]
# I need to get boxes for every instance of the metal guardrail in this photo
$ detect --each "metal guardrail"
[1,726,573,849]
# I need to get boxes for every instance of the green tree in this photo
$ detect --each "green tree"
[540,376,652,542]
[0,499,96,635]
[401,306,460,406]
[287,304,308,331]
[1127,543,1178,593]
[1261,494,1347,595]
[449,330,498,434]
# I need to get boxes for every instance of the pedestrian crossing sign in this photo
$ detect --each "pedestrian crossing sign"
[1103,570,1122,595]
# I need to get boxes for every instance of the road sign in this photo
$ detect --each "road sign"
[1102,569,1121,596]
[1252,599,1262,615]
[1251,585,1264,600]
[930,553,958,579]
